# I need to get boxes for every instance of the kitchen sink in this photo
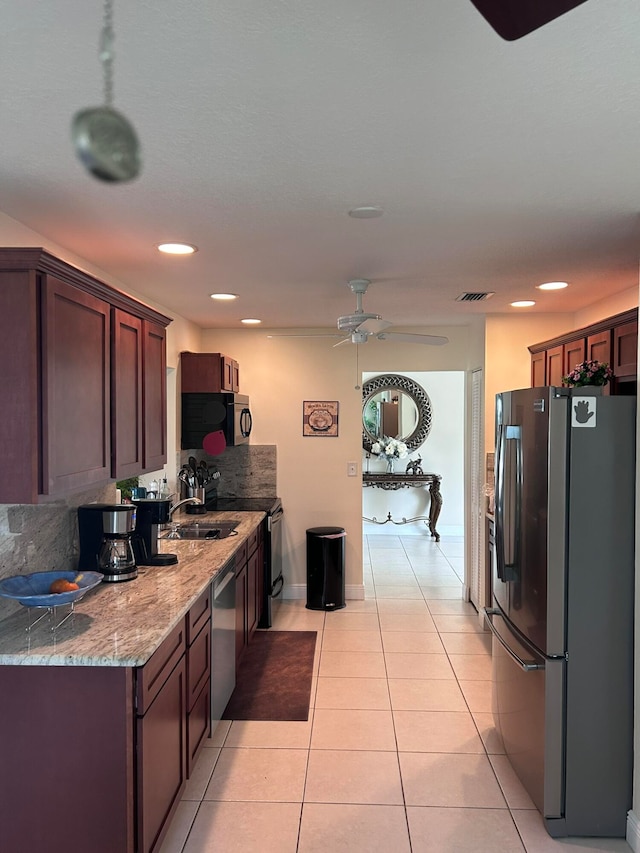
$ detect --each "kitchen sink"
[160,520,240,541]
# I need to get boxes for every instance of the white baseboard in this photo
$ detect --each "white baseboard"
[284,584,365,601]
[627,810,640,851]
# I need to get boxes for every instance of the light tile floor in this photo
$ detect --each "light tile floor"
[159,534,632,853]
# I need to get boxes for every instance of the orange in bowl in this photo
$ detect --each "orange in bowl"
[49,579,80,594]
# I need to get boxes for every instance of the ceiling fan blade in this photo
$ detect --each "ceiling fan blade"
[469,0,589,40]
[377,332,449,346]
[356,317,392,335]
[332,336,352,348]
[267,333,345,339]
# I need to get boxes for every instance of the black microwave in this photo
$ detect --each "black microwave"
[181,393,252,449]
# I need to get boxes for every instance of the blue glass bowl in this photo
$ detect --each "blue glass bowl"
[0,571,104,608]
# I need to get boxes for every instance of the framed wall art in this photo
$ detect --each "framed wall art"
[303,401,339,437]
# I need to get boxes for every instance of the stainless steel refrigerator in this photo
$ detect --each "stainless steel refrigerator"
[486,386,636,838]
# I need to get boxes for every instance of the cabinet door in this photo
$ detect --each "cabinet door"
[41,275,111,494]
[0,665,135,853]
[187,679,211,777]
[136,657,187,853]
[181,352,226,393]
[587,329,612,365]
[112,309,143,479]
[563,338,585,378]
[613,322,638,377]
[143,320,167,472]
[187,585,212,644]
[187,619,211,710]
[546,345,564,386]
[235,562,248,664]
[531,351,546,387]
[0,269,39,503]
[221,356,235,391]
[231,359,240,392]
[137,619,187,715]
[586,330,612,395]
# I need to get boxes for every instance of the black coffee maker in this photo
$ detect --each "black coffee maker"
[131,498,178,566]
[77,504,138,582]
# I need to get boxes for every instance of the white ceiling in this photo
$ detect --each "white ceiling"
[2,0,639,331]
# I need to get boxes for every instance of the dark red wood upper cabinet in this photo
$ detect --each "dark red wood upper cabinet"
[546,345,564,387]
[180,352,239,393]
[143,320,168,472]
[0,249,171,501]
[531,350,546,387]
[111,313,168,478]
[613,321,638,377]
[529,308,638,394]
[563,338,585,378]
[112,308,144,480]
[586,329,612,366]
[0,268,41,503]
[41,275,112,495]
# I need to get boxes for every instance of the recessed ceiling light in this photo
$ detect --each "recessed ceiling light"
[157,242,198,255]
[210,293,238,301]
[348,206,384,219]
[511,300,536,308]
[241,318,261,325]
[537,281,569,290]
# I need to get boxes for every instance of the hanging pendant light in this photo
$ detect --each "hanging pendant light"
[71,0,141,182]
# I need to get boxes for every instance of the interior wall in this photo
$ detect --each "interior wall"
[575,285,638,328]
[362,370,465,536]
[199,325,484,595]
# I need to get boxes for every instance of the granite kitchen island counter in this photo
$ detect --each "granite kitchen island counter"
[0,510,265,666]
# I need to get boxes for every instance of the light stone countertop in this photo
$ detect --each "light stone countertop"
[0,510,265,667]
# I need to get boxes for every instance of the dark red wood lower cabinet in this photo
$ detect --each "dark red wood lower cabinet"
[188,678,212,777]
[0,666,135,853]
[136,657,187,853]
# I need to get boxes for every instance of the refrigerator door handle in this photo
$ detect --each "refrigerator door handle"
[495,424,505,581]
[495,424,521,582]
[484,609,544,671]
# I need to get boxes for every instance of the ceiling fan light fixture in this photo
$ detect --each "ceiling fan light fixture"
[351,331,369,344]
[157,242,198,255]
[537,281,569,291]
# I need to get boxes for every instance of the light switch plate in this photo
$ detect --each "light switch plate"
[347,461,358,477]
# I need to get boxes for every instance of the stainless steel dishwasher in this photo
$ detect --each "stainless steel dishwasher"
[211,557,236,725]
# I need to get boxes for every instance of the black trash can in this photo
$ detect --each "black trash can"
[306,526,346,611]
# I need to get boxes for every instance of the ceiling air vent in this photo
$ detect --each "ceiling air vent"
[455,292,495,302]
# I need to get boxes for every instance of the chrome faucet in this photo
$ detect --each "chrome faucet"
[168,497,203,518]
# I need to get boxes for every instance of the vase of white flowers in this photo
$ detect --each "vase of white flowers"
[370,436,409,473]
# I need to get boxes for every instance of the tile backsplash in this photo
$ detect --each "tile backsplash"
[0,481,117,619]
[180,444,277,497]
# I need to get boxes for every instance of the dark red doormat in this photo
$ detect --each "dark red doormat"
[222,630,317,721]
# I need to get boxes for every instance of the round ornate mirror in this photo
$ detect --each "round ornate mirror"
[362,374,433,452]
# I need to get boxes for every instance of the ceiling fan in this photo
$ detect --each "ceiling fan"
[469,0,589,40]
[269,279,448,347]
